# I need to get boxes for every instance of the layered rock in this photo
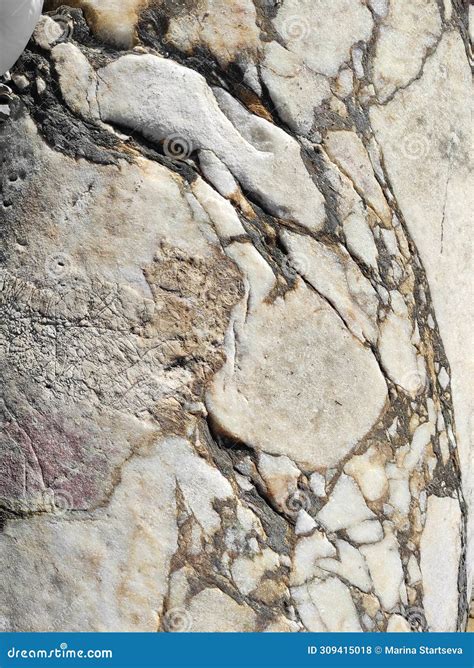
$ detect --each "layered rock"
[0,0,471,632]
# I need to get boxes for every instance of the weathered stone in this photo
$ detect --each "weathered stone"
[206,283,387,469]
[0,0,470,635]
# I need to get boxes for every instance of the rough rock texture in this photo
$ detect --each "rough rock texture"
[0,0,471,633]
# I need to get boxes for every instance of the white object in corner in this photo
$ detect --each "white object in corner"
[0,0,44,76]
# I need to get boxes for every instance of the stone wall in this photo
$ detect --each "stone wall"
[0,0,471,632]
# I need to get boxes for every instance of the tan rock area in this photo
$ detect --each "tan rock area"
[0,0,471,633]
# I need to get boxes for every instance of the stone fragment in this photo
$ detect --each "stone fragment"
[309,473,326,498]
[403,421,434,471]
[291,531,336,586]
[318,540,372,592]
[273,0,373,77]
[317,475,375,532]
[165,0,260,67]
[291,584,326,632]
[282,232,379,344]
[387,615,411,632]
[256,453,300,512]
[407,555,422,585]
[164,438,233,534]
[191,178,246,240]
[381,228,398,256]
[343,211,379,269]
[387,472,411,516]
[344,446,388,502]
[52,43,99,118]
[187,588,257,632]
[373,0,442,102]
[347,520,383,545]
[207,284,387,469]
[346,520,384,545]
[198,151,240,201]
[295,510,317,536]
[438,367,450,390]
[231,549,280,596]
[324,130,392,225]
[34,15,65,50]
[420,495,462,631]
[360,533,405,611]
[97,55,326,231]
[308,578,363,632]
[378,292,426,395]
[261,41,331,136]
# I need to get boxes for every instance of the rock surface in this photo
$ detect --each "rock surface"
[0,0,471,632]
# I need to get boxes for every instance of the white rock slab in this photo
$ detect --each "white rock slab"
[273,0,373,77]
[420,495,462,631]
[360,533,405,611]
[96,54,326,231]
[207,283,387,469]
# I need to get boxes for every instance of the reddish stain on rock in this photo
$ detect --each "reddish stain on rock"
[1,405,126,512]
